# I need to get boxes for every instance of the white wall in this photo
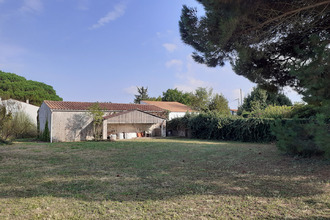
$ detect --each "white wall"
[52,111,94,142]
[168,112,187,120]
[38,102,52,134]
[0,99,39,125]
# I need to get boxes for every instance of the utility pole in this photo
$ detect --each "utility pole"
[234,98,240,108]
[240,89,243,106]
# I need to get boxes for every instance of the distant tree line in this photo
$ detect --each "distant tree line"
[134,85,293,116]
[135,86,234,115]
[0,70,62,106]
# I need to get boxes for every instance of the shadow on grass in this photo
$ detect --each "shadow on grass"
[0,139,329,203]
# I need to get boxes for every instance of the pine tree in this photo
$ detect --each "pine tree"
[134,86,149,104]
[179,0,329,107]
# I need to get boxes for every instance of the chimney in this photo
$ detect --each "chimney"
[26,99,29,104]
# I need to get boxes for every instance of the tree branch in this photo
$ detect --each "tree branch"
[254,1,330,31]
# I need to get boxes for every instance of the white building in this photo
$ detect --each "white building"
[0,98,39,125]
[141,101,195,120]
[38,100,167,142]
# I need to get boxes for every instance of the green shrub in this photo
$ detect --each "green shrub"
[40,120,50,142]
[11,112,37,139]
[169,112,276,142]
[313,114,330,158]
[290,103,319,118]
[0,108,37,142]
[252,105,292,119]
[271,115,330,158]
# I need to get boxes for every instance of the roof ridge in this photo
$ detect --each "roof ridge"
[45,100,156,106]
[43,100,166,112]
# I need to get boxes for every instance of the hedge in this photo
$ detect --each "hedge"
[168,113,276,143]
[168,113,330,158]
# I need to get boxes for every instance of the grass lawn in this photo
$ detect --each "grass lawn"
[0,138,329,219]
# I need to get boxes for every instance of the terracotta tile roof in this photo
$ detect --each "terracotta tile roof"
[230,109,238,112]
[44,100,165,112]
[103,109,165,120]
[141,100,194,112]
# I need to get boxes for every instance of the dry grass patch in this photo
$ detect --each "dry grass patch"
[0,138,329,219]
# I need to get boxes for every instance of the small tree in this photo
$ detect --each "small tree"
[134,86,149,104]
[209,93,230,115]
[190,87,213,111]
[0,106,12,143]
[162,88,194,106]
[238,87,292,115]
[88,103,104,140]
[40,120,50,142]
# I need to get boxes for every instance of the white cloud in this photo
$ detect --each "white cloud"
[123,86,137,95]
[20,0,43,13]
[163,43,177,52]
[175,77,213,93]
[90,2,126,29]
[173,56,217,92]
[165,59,183,69]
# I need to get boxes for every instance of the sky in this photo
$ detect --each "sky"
[0,0,302,109]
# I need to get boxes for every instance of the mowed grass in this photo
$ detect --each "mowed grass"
[0,138,329,219]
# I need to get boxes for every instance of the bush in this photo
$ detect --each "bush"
[271,115,330,158]
[252,105,292,119]
[290,103,319,118]
[0,109,37,142]
[169,111,330,159]
[40,120,50,142]
[11,112,37,138]
[169,112,276,142]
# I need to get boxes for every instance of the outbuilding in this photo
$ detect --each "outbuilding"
[38,100,167,142]
[141,100,195,120]
[0,98,39,126]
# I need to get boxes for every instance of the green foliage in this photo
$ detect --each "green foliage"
[209,93,230,115]
[88,103,104,140]
[144,96,162,101]
[162,88,194,106]
[134,86,149,104]
[11,112,37,139]
[138,87,230,114]
[290,103,320,118]
[290,35,330,107]
[40,120,50,142]
[179,1,329,107]
[271,115,330,158]
[0,106,12,142]
[169,112,276,142]
[0,108,37,142]
[314,114,330,159]
[238,86,292,115]
[1,101,37,142]
[190,87,213,111]
[252,105,292,119]
[167,113,192,131]
[0,70,62,106]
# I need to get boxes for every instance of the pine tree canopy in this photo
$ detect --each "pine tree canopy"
[0,70,62,106]
[179,0,329,106]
